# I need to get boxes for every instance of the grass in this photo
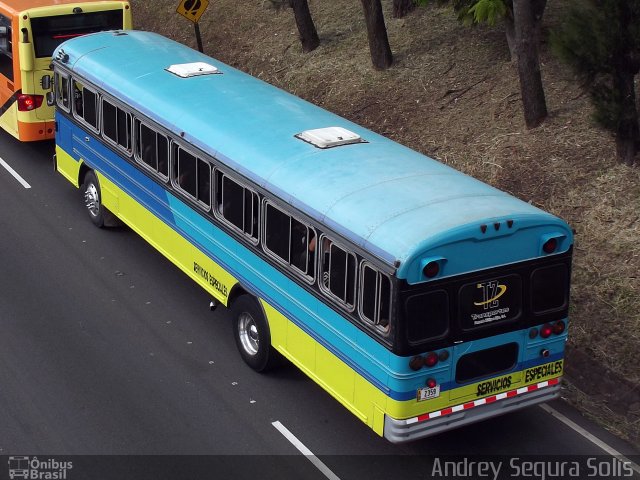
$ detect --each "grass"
[129,0,640,447]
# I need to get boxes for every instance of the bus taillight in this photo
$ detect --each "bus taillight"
[424,352,439,367]
[553,320,566,335]
[18,94,44,111]
[540,323,553,338]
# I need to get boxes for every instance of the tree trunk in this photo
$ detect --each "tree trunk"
[360,0,393,70]
[513,0,547,128]
[505,15,516,61]
[289,0,319,53]
[613,70,640,166]
[506,0,545,62]
[393,0,415,18]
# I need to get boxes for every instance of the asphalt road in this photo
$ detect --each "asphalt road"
[0,131,638,480]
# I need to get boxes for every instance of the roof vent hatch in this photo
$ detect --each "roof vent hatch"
[295,126,364,149]
[166,62,220,78]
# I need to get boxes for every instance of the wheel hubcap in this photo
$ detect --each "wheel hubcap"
[238,312,259,356]
[84,183,100,217]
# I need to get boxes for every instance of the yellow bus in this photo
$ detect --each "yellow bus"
[0,0,131,141]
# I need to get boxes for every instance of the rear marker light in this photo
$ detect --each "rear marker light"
[423,261,439,278]
[540,323,553,338]
[543,238,558,254]
[426,378,437,389]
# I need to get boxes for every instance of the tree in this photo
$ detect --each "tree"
[512,0,547,127]
[288,0,320,52]
[552,0,640,166]
[393,0,416,18]
[360,0,393,69]
[451,0,546,61]
[439,0,548,127]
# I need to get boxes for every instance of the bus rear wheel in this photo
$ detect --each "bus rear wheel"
[231,295,279,372]
[82,171,105,228]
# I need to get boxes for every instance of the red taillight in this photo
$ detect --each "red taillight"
[543,238,558,254]
[409,355,424,371]
[426,378,437,388]
[540,323,553,338]
[529,328,538,339]
[18,94,44,111]
[423,261,440,278]
[553,320,566,335]
[424,351,438,367]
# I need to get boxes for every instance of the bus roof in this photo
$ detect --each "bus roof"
[0,0,128,15]
[54,31,570,268]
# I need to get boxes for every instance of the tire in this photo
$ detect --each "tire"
[231,295,279,372]
[82,171,105,228]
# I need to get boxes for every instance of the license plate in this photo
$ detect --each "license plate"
[417,385,440,401]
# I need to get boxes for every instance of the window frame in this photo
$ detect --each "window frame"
[317,234,357,312]
[358,262,392,335]
[133,118,170,182]
[0,14,13,82]
[54,71,71,113]
[170,142,212,210]
[100,95,133,155]
[71,78,100,133]
[262,199,316,284]
[213,168,260,245]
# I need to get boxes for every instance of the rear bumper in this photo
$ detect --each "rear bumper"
[18,120,55,141]
[384,378,561,443]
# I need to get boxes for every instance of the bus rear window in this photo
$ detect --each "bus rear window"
[31,10,123,58]
[531,264,569,313]
[405,290,449,343]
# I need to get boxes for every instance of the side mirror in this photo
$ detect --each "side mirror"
[41,75,52,90]
[46,91,55,107]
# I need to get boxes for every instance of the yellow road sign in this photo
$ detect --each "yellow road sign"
[177,0,209,23]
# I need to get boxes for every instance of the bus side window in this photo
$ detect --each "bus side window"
[55,73,70,111]
[360,264,392,333]
[320,238,357,308]
[264,203,290,262]
[174,146,211,208]
[102,98,131,153]
[215,171,260,242]
[264,202,315,279]
[0,16,13,82]
[73,80,98,131]
[135,120,169,180]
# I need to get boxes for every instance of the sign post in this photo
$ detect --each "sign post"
[176,0,210,53]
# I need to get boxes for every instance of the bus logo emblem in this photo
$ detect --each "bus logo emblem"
[474,281,507,309]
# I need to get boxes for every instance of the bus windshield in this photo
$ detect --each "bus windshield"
[30,10,123,58]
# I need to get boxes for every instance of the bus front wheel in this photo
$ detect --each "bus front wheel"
[82,171,105,228]
[231,295,278,372]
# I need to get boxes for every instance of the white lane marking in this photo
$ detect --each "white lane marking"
[272,421,341,480]
[540,404,640,474]
[0,157,31,189]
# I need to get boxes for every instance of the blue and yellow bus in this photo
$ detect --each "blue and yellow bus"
[50,30,572,443]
